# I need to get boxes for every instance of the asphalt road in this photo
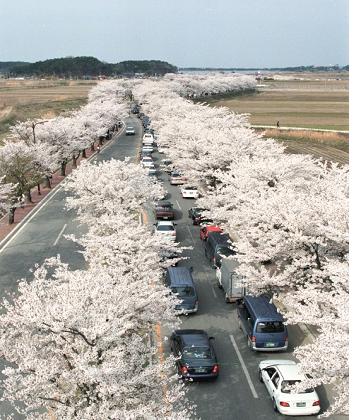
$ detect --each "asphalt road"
[0,117,345,419]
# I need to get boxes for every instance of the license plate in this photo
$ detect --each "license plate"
[265,342,275,347]
[195,368,207,373]
[296,402,306,407]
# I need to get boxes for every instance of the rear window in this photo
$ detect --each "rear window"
[183,346,211,359]
[281,380,314,394]
[171,286,195,297]
[256,321,284,333]
[158,225,174,231]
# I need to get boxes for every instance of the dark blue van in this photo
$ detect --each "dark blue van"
[165,267,198,314]
[237,295,288,351]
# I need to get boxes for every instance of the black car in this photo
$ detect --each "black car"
[188,207,206,222]
[170,330,219,381]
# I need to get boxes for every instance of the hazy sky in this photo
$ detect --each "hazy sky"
[0,0,348,67]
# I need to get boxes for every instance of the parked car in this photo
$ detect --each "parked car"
[154,201,175,220]
[170,171,187,186]
[164,267,198,314]
[148,167,158,176]
[160,159,173,174]
[216,258,245,302]
[258,360,320,416]
[180,186,199,199]
[125,126,135,135]
[204,232,234,268]
[170,330,219,381]
[237,295,288,352]
[154,221,177,241]
[200,225,222,241]
[188,207,205,221]
[143,133,154,141]
[142,145,154,153]
[141,160,155,169]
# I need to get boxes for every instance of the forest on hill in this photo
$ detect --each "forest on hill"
[0,57,178,77]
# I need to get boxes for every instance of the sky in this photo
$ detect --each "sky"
[0,0,348,68]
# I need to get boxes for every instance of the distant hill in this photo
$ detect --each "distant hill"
[0,61,30,73]
[180,65,349,72]
[1,57,177,77]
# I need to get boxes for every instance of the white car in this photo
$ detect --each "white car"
[125,126,135,135]
[258,360,320,416]
[142,145,154,153]
[154,221,177,242]
[143,133,154,141]
[180,186,199,199]
[141,157,154,169]
[170,172,187,186]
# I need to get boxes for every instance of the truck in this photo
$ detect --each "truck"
[216,258,245,303]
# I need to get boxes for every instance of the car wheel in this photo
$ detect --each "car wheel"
[273,398,278,412]
[258,369,263,382]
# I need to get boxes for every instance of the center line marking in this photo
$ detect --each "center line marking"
[53,224,67,246]
[229,334,259,399]
[186,225,196,245]
[175,200,182,210]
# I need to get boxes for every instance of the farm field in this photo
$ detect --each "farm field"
[0,79,96,142]
[206,72,349,163]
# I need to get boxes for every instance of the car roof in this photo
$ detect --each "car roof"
[156,201,172,207]
[205,225,222,231]
[207,231,230,244]
[276,364,305,381]
[175,329,209,347]
[245,295,284,321]
[157,221,174,225]
[167,267,194,286]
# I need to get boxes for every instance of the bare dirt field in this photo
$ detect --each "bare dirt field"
[206,72,349,163]
[0,79,96,142]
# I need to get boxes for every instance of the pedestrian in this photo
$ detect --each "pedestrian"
[276,121,280,128]
[97,145,101,153]
[20,193,26,208]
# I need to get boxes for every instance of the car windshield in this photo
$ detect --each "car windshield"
[256,321,284,333]
[158,225,174,231]
[171,286,195,297]
[183,346,211,359]
[281,380,314,394]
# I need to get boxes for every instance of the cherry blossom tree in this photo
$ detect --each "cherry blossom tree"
[0,176,14,216]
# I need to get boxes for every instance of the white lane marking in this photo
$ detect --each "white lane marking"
[211,286,217,298]
[175,200,182,210]
[53,224,67,246]
[229,334,259,399]
[186,225,196,245]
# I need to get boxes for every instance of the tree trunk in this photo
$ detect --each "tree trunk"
[45,176,51,189]
[9,207,15,224]
[61,161,66,176]
[26,190,32,203]
[82,149,87,158]
[37,184,41,195]
[72,155,78,169]
[90,143,95,152]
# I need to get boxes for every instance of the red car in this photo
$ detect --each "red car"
[200,225,223,241]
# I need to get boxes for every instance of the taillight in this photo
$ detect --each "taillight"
[312,400,320,406]
[181,366,188,375]
[251,335,256,343]
[212,364,219,374]
[279,401,290,407]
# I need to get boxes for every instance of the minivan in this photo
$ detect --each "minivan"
[164,267,198,314]
[204,232,235,268]
[237,295,288,352]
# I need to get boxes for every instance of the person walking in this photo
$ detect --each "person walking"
[276,121,280,128]
[97,145,101,153]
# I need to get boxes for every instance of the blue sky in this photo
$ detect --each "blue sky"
[0,0,348,67]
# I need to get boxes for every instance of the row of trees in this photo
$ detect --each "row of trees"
[129,78,348,417]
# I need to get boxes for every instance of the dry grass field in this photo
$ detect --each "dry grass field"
[206,72,349,163]
[0,79,96,142]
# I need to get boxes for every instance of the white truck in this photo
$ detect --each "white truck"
[216,258,245,303]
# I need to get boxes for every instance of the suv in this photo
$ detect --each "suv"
[155,201,175,220]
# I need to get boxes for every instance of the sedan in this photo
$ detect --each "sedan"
[180,186,199,199]
[170,172,187,186]
[258,360,320,416]
[154,221,177,242]
[125,126,135,135]
[141,160,155,169]
[170,330,219,381]
[142,146,154,153]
